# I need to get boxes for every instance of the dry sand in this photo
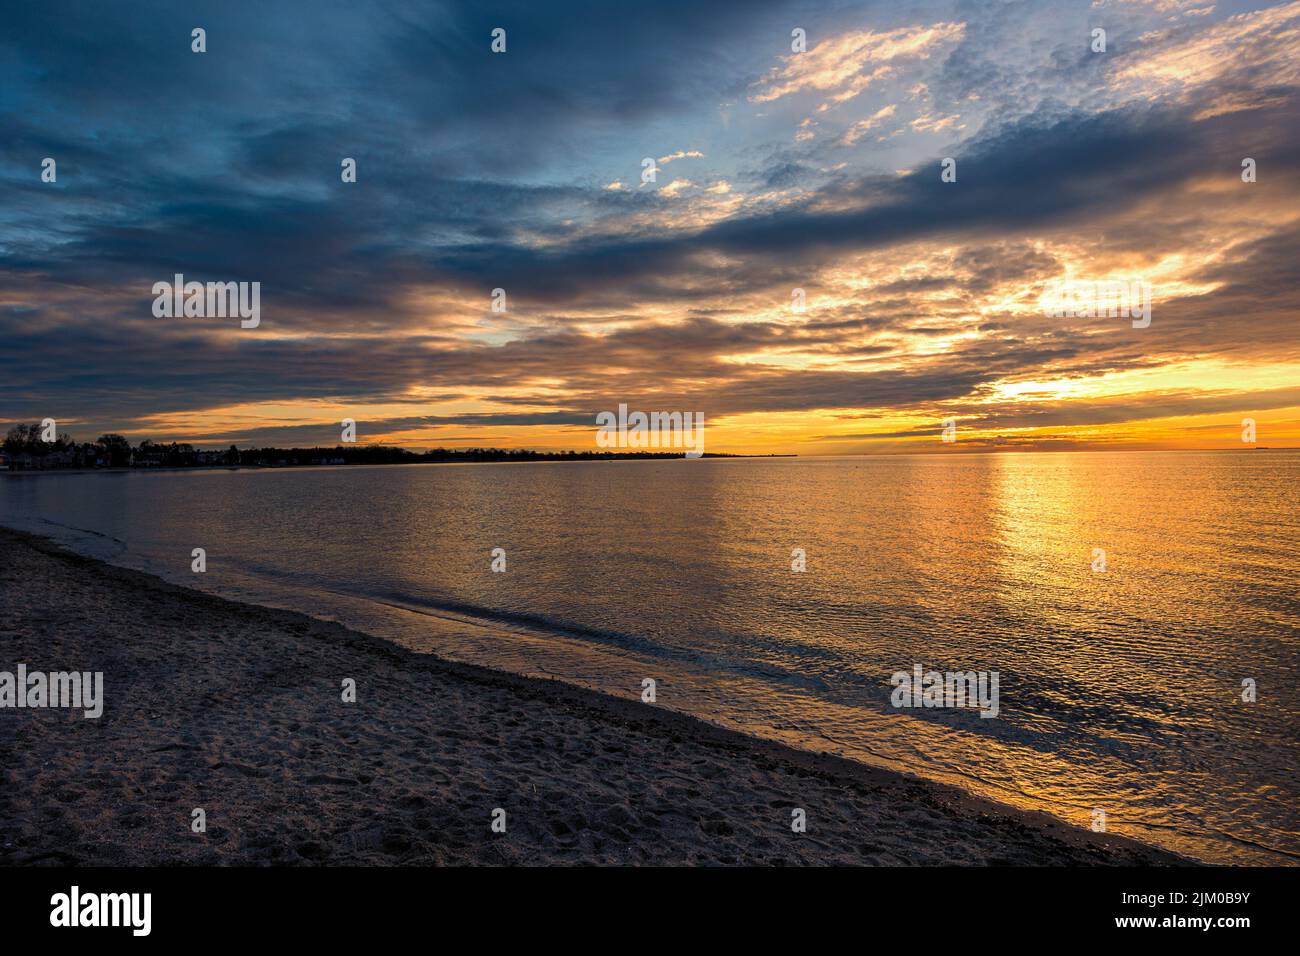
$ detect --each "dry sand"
[0,526,1186,865]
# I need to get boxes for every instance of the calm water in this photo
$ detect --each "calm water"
[3,452,1297,864]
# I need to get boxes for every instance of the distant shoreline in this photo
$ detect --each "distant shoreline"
[1,447,797,474]
[8,446,1298,477]
[1,454,797,477]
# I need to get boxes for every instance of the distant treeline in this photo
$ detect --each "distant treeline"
[3,423,772,470]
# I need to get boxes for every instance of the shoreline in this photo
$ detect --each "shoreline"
[0,453,793,479]
[2,447,1293,483]
[0,525,1189,865]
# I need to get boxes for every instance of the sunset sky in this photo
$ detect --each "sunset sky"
[3,0,1298,454]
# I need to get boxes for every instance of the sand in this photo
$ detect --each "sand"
[0,526,1187,866]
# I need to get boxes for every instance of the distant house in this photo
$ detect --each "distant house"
[7,449,78,470]
[133,449,166,467]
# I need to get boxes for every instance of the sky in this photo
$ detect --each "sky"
[2,0,1298,455]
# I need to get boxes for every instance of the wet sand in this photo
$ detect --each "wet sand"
[0,526,1186,865]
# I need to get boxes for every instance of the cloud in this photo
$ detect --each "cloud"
[657,150,705,166]
[841,104,898,144]
[750,21,967,108]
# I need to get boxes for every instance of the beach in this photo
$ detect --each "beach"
[0,525,1186,865]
